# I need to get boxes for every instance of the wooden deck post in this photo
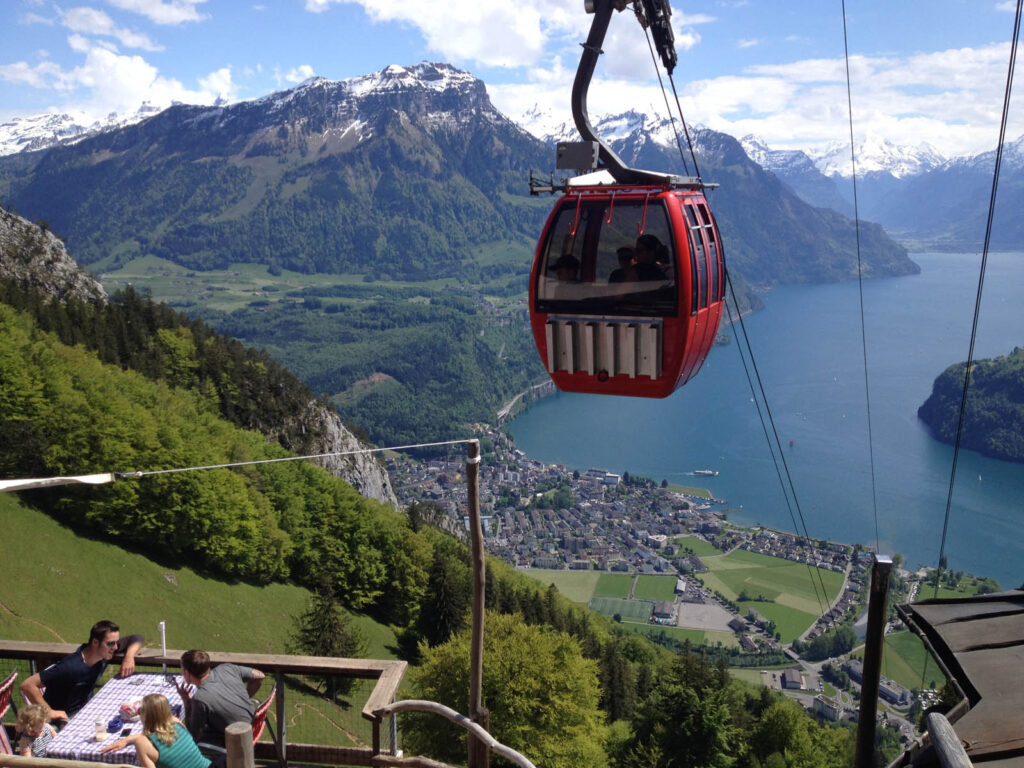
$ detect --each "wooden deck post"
[226,721,255,768]
[466,439,490,768]
[855,554,893,768]
[273,670,286,767]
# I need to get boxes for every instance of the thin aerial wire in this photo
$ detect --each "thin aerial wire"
[118,439,472,478]
[724,271,832,628]
[666,74,702,180]
[841,0,882,556]
[918,0,1020,692]
[642,24,693,176]
[932,0,1022,598]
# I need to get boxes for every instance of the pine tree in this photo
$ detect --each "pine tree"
[288,583,367,697]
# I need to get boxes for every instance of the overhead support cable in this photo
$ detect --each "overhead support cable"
[724,271,832,630]
[841,0,881,556]
[0,439,473,492]
[933,0,1022,597]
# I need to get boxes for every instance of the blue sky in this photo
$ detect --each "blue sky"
[1,0,1021,156]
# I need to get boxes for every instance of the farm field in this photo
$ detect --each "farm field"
[634,574,677,601]
[699,549,845,643]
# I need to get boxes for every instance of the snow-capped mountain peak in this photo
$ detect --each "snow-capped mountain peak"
[0,103,163,156]
[807,136,947,178]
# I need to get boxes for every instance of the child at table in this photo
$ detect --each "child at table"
[101,694,209,768]
[16,704,58,757]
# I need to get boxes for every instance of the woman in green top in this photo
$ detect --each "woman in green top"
[102,694,210,768]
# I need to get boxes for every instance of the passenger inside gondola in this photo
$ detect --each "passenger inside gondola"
[609,247,637,283]
[634,234,667,281]
[535,197,677,316]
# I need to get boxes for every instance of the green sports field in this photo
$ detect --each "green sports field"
[594,572,633,598]
[621,623,706,645]
[589,596,652,621]
[634,574,678,601]
[522,568,601,603]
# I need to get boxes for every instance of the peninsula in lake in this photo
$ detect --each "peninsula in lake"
[918,347,1024,463]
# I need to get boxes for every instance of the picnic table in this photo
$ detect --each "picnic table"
[46,673,185,765]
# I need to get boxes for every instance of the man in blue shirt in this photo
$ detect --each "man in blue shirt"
[20,620,144,721]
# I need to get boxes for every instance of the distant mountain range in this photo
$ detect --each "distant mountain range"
[0,103,167,156]
[737,133,1024,250]
[0,62,915,295]
[3,65,1020,254]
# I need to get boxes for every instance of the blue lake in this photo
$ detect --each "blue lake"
[508,252,1024,589]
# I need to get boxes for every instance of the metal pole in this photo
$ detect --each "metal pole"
[855,554,893,768]
[466,439,489,768]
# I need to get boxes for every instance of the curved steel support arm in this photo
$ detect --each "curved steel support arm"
[571,0,680,185]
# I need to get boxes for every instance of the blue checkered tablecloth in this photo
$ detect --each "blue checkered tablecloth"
[46,673,186,765]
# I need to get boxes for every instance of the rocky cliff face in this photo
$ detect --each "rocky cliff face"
[276,400,399,508]
[0,207,107,304]
[0,207,398,509]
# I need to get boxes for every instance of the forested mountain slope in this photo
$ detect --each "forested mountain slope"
[0,206,396,503]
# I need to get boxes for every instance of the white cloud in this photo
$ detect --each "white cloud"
[284,64,316,83]
[103,0,208,25]
[198,66,236,101]
[1,39,234,120]
[21,12,55,25]
[62,6,163,51]
[0,60,63,89]
[305,0,578,69]
[995,1,1016,10]
[675,12,715,26]
[738,38,759,49]
[494,38,1023,159]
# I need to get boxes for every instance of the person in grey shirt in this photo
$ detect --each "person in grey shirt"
[176,650,265,753]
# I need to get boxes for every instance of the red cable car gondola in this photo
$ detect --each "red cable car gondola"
[528,0,726,398]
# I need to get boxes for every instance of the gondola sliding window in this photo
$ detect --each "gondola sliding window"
[685,204,708,312]
[697,202,722,302]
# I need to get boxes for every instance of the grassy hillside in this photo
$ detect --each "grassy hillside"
[0,493,399,747]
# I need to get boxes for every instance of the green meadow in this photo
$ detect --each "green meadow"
[664,483,712,498]
[0,495,397,748]
[851,630,948,692]
[671,536,721,557]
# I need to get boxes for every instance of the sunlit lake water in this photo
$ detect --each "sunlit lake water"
[508,252,1024,589]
